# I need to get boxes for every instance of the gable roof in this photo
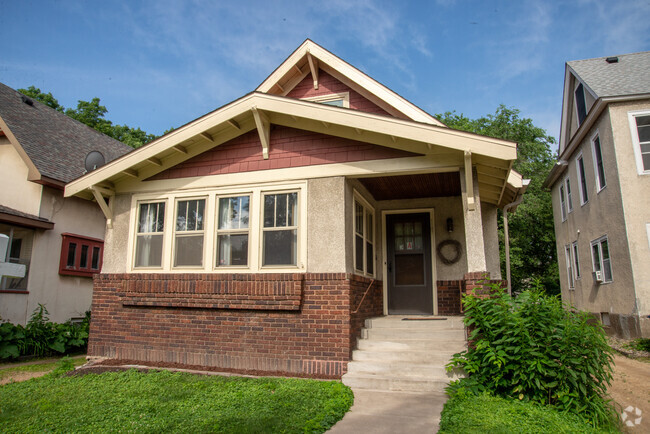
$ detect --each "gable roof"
[256,39,445,126]
[0,82,132,186]
[567,51,650,98]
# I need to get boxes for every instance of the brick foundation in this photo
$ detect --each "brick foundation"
[437,280,463,315]
[89,273,382,378]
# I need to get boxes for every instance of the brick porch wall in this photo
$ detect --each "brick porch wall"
[437,280,463,315]
[89,273,381,378]
[349,277,383,356]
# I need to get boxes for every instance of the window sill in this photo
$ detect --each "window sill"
[0,289,29,294]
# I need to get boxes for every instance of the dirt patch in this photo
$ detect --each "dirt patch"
[0,370,49,385]
[607,354,650,432]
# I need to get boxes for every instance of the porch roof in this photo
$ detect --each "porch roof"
[65,92,521,208]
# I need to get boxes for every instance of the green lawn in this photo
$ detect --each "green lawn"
[439,393,618,434]
[0,369,353,433]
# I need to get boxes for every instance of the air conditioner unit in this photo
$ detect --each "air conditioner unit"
[593,271,603,283]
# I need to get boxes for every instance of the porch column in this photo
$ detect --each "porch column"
[460,166,487,273]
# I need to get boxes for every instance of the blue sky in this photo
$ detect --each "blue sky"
[2,0,649,147]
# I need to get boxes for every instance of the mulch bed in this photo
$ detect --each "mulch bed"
[70,359,340,380]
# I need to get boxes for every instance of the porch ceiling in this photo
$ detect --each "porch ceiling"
[358,172,461,201]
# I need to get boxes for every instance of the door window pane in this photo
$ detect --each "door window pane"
[395,254,424,285]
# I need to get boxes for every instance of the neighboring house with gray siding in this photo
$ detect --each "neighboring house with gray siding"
[0,82,131,324]
[545,51,650,338]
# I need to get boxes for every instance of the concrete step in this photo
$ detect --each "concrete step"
[366,317,465,329]
[362,327,466,341]
[342,373,453,392]
[346,360,464,379]
[356,338,466,352]
[351,348,459,364]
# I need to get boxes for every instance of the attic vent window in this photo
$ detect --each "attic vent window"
[303,92,350,108]
[21,95,34,106]
[605,57,619,64]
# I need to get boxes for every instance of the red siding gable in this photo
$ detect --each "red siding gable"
[286,70,390,116]
[149,126,419,180]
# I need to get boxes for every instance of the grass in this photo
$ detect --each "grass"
[438,393,618,434]
[0,369,353,433]
[0,355,86,381]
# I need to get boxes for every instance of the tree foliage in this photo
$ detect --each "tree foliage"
[18,86,159,148]
[436,105,559,294]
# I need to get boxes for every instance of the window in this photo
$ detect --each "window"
[575,82,587,125]
[216,195,250,267]
[560,184,566,221]
[565,245,575,289]
[59,233,104,277]
[572,241,580,279]
[591,236,613,283]
[353,196,374,276]
[174,198,206,267]
[576,154,589,205]
[592,134,606,191]
[629,112,650,174]
[303,92,350,108]
[135,201,165,268]
[262,192,298,266]
[565,177,573,213]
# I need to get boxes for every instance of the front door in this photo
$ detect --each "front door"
[386,213,433,315]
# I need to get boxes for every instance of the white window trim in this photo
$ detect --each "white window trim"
[590,131,606,192]
[565,245,575,289]
[172,196,209,269]
[259,189,301,269]
[565,177,573,213]
[559,183,567,222]
[352,191,375,277]
[214,193,252,269]
[590,235,613,284]
[628,110,650,175]
[572,241,580,280]
[127,181,307,274]
[576,152,589,206]
[303,92,350,108]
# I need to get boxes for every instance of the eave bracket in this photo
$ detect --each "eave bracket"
[90,185,115,229]
[251,106,270,159]
[307,52,319,90]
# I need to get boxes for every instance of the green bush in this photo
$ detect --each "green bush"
[439,392,616,433]
[0,305,89,360]
[626,338,650,352]
[446,284,616,428]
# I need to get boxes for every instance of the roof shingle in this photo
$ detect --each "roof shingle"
[568,51,650,98]
[0,82,132,183]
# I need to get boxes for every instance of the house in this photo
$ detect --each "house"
[0,82,132,324]
[65,40,526,377]
[544,52,650,338]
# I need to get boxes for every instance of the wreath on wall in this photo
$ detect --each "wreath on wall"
[437,239,463,265]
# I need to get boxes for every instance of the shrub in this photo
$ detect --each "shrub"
[626,338,650,352]
[446,283,616,428]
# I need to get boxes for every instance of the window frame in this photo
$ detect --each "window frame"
[572,241,581,279]
[260,189,300,269]
[214,193,252,269]
[591,132,606,192]
[564,244,575,289]
[172,196,208,269]
[59,233,104,277]
[590,235,613,284]
[128,182,307,274]
[628,110,650,175]
[559,183,567,222]
[575,82,587,126]
[303,92,350,108]
[133,199,168,270]
[565,176,573,213]
[353,192,375,277]
[576,152,589,205]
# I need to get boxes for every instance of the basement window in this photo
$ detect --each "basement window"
[59,234,104,277]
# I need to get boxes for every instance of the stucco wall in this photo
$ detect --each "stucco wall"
[481,202,502,280]
[609,100,650,318]
[551,108,636,317]
[307,177,347,272]
[101,193,132,274]
[0,142,42,216]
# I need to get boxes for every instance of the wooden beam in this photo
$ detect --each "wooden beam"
[147,157,162,167]
[321,121,330,129]
[464,150,475,211]
[390,136,397,143]
[251,106,270,159]
[355,128,362,135]
[227,119,240,130]
[122,168,139,179]
[307,52,319,90]
[497,160,514,206]
[276,82,285,93]
[173,145,187,154]
[293,65,303,75]
[200,132,214,142]
[89,186,114,228]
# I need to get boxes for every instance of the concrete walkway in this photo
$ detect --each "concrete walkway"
[329,389,448,433]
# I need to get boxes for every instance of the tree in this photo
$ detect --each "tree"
[436,105,560,295]
[18,87,162,149]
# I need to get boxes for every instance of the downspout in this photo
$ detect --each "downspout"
[503,179,530,296]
